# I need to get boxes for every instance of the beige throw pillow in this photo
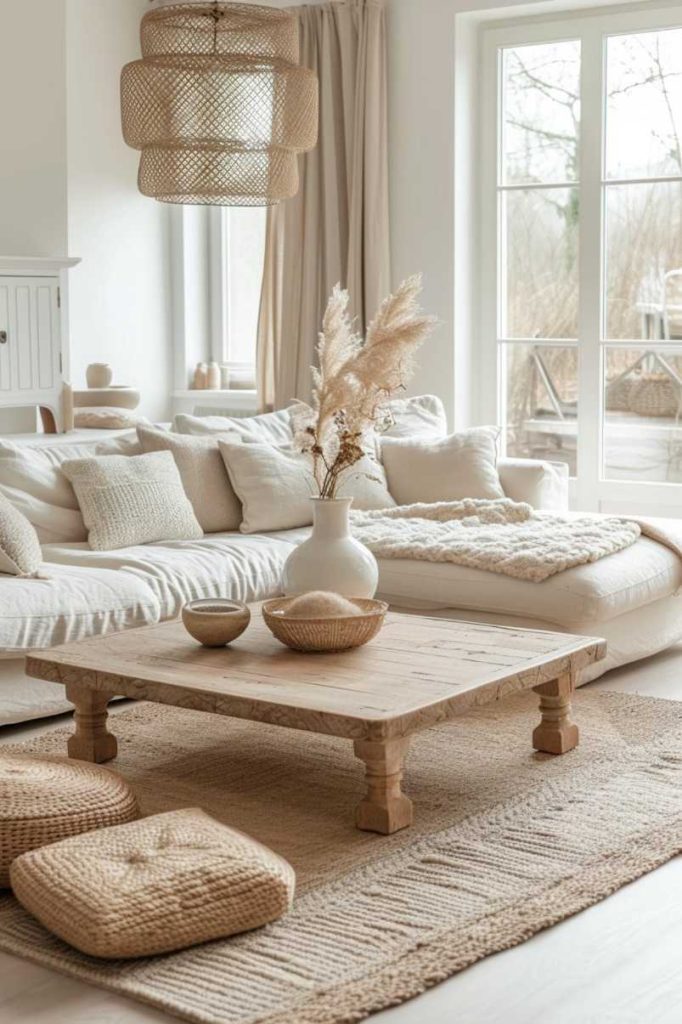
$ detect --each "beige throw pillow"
[381,428,504,505]
[219,440,395,533]
[137,425,242,533]
[0,494,42,577]
[61,452,204,551]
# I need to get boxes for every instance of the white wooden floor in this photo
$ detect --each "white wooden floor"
[2,648,682,1024]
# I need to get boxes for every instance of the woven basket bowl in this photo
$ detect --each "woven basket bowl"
[262,598,388,653]
[629,375,681,418]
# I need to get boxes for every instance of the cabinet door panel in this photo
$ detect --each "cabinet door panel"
[0,286,9,392]
[14,285,33,391]
[36,284,55,390]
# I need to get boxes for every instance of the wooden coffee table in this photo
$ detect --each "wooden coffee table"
[26,609,606,834]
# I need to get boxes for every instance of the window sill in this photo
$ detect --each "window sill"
[171,389,259,416]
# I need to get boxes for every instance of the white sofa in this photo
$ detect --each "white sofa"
[1,403,681,727]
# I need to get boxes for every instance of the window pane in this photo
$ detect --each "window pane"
[606,29,682,180]
[225,207,266,366]
[604,181,682,340]
[501,41,580,185]
[504,188,579,338]
[503,344,577,473]
[604,348,682,482]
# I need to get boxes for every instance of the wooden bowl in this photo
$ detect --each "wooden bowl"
[262,598,388,653]
[182,600,250,648]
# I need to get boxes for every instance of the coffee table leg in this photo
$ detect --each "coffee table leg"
[354,737,413,834]
[65,683,118,763]
[533,673,579,755]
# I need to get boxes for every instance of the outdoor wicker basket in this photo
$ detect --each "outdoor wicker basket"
[605,376,635,412]
[628,374,681,418]
[262,598,388,652]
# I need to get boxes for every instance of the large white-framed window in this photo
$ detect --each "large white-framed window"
[479,4,682,514]
[209,205,267,386]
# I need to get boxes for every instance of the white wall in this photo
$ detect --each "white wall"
[0,0,68,258]
[65,0,172,421]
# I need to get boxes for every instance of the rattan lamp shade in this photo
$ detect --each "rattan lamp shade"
[121,2,318,206]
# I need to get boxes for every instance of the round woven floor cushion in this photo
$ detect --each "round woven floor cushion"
[0,754,139,888]
[10,807,296,959]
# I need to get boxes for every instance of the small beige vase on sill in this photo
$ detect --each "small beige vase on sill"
[282,498,379,599]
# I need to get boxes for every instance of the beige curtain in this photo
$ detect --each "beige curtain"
[256,0,390,410]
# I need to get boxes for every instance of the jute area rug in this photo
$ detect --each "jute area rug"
[2,690,682,1024]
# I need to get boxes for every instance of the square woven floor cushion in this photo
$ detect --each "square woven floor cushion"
[10,807,296,959]
[0,754,139,888]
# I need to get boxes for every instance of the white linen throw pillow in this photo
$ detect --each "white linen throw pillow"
[137,425,242,533]
[218,441,395,534]
[0,493,43,577]
[61,452,204,551]
[174,408,293,445]
[381,428,504,505]
[0,440,90,544]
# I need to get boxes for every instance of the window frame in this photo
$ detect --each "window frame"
[479,3,682,514]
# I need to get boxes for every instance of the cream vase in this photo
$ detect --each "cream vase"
[282,498,379,599]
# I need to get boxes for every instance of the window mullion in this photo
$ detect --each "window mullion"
[576,26,605,512]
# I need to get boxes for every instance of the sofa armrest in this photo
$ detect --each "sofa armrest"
[497,457,569,511]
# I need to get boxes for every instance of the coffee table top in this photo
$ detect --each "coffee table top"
[27,608,606,741]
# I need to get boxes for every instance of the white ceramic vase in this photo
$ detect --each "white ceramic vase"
[282,497,379,599]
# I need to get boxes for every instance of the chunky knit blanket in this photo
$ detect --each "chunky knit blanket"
[350,499,643,582]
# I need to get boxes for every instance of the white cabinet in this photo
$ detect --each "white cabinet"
[0,257,80,431]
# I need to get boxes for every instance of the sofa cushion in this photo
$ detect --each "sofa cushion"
[0,440,92,544]
[41,530,305,619]
[376,534,682,628]
[0,564,160,654]
[62,452,204,551]
[137,425,242,533]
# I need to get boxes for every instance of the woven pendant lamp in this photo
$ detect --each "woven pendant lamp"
[121,1,318,206]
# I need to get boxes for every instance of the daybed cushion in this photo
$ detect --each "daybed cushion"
[41,530,305,619]
[376,534,682,628]
[0,564,160,655]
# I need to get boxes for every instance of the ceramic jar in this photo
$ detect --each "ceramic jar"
[86,363,113,389]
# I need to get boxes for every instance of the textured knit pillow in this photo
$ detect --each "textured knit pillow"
[1,754,139,888]
[381,427,504,505]
[61,452,203,551]
[0,494,42,577]
[137,425,242,533]
[219,440,395,533]
[10,808,296,958]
